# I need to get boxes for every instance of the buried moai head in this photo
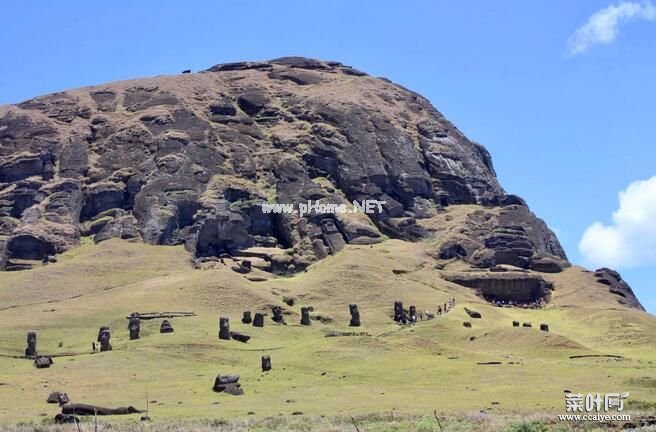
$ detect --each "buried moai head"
[300,307,311,326]
[99,329,112,352]
[160,319,174,333]
[393,301,405,322]
[349,304,361,327]
[271,306,285,324]
[128,313,141,340]
[512,320,520,327]
[253,312,264,327]
[540,323,549,332]
[320,218,338,234]
[219,316,231,340]
[25,331,37,357]
[261,355,272,372]
[97,326,109,342]
[242,311,252,324]
[409,305,417,323]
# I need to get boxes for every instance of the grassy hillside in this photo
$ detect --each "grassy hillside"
[0,233,655,425]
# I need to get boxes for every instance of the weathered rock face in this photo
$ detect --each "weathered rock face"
[0,56,522,272]
[1,57,640,308]
[594,268,645,311]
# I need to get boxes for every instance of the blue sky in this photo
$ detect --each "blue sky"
[1,1,654,312]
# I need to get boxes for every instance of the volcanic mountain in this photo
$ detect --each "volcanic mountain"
[0,56,642,310]
[0,58,654,424]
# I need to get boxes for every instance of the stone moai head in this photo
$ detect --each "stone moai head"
[320,218,338,234]
[99,329,112,352]
[349,304,361,327]
[219,316,231,340]
[261,355,272,372]
[394,301,404,322]
[241,260,252,271]
[300,307,311,326]
[512,320,520,327]
[253,312,264,327]
[97,326,109,342]
[128,313,141,340]
[271,306,285,324]
[25,331,37,357]
[242,311,252,324]
[540,323,549,332]
[160,319,174,333]
[409,305,417,323]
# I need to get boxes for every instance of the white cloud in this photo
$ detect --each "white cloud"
[567,1,656,55]
[579,176,656,268]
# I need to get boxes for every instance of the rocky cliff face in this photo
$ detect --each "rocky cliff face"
[0,57,643,309]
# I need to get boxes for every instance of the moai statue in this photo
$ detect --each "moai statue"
[25,331,37,357]
[349,304,361,327]
[261,355,272,372]
[540,323,549,332]
[99,329,112,352]
[393,301,404,322]
[512,320,520,327]
[271,306,285,324]
[97,326,109,342]
[300,307,311,326]
[128,313,141,340]
[253,313,264,328]
[219,316,231,340]
[160,319,174,333]
[242,311,252,324]
[409,306,417,324]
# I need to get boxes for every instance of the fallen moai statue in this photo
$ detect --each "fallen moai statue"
[464,307,482,319]
[62,403,143,416]
[47,391,70,405]
[229,331,251,343]
[212,374,244,395]
[34,356,53,368]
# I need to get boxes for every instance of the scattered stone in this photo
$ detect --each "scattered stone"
[34,356,53,368]
[283,296,295,306]
[523,322,532,328]
[54,414,79,424]
[128,313,141,340]
[25,331,37,357]
[253,312,265,327]
[262,355,272,372]
[271,306,285,324]
[464,307,482,319]
[540,323,549,332]
[99,329,112,352]
[530,256,566,273]
[463,321,472,328]
[229,331,250,343]
[160,319,174,333]
[349,304,361,327]
[512,320,520,327]
[47,391,69,405]
[181,69,191,74]
[219,316,231,340]
[241,311,252,324]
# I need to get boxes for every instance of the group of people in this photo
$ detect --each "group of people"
[489,297,544,309]
[401,297,457,325]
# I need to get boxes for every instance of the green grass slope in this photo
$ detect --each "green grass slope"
[0,236,654,423]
